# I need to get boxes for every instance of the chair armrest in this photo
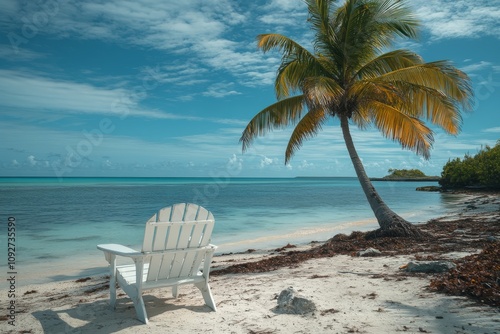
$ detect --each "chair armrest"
[97,244,143,258]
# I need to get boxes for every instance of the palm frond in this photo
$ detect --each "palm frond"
[378,62,474,124]
[240,95,306,152]
[257,34,313,63]
[369,101,434,159]
[351,105,371,129]
[275,59,305,98]
[372,0,420,41]
[258,33,327,99]
[355,49,423,79]
[332,0,420,78]
[305,0,332,36]
[351,76,464,135]
[395,81,463,134]
[348,79,402,128]
[302,76,344,111]
[275,57,328,99]
[379,62,473,104]
[285,107,328,163]
[349,78,401,108]
[306,0,339,59]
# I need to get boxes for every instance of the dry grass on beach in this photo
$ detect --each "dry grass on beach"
[2,192,499,334]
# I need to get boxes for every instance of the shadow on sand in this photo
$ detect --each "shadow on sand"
[383,296,499,333]
[32,294,214,333]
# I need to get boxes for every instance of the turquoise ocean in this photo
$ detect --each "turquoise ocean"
[0,177,463,287]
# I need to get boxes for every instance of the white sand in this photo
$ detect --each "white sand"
[3,250,499,333]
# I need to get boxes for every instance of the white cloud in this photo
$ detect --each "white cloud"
[0,69,235,121]
[141,63,209,87]
[460,61,494,74]
[259,155,276,168]
[0,0,18,28]
[0,69,163,118]
[0,122,247,176]
[226,154,243,175]
[27,155,37,166]
[297,160,314,170]
[3,0,299,87]
[266,0,305,11]
[483,127,500,133]
[41,0,238,48]
[258,0,308,29]
[0,122,220,161]
[0,44,45,61]
[412,0,500,40]
[203,83,241,98]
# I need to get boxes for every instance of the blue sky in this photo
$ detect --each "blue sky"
[1,0,499,178]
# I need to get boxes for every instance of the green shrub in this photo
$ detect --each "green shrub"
[440,141,500,189]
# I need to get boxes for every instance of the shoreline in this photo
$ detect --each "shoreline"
[1,206,440,289]
[0,216,380,289]
[0,192,481,289]
[370,176,440,181]
[1,192,499,333]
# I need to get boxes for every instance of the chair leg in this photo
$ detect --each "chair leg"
[109,256,117,309]
[132,295,148,324]
[172,285,179,298]
[109,274,117,308]
[194,282,217,311]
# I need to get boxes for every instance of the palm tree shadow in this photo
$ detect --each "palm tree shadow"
[32,295,213,333]
[383,297,499,332]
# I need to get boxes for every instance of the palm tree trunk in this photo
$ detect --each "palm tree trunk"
[340,116,427,239]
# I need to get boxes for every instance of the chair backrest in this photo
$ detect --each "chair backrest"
[141,203,215,282]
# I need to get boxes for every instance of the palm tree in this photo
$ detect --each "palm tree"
[240,0,473,238]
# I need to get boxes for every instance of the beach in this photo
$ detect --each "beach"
[2,192,499,333]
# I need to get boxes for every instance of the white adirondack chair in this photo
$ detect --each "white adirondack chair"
[97,203,217,324]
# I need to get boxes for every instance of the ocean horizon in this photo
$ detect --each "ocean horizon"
[0,176,463,288]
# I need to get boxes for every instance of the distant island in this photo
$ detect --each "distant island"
[370,169,440,182]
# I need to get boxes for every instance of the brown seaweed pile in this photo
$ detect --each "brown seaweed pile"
[430,243,500,307]
[212,213,500,307]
